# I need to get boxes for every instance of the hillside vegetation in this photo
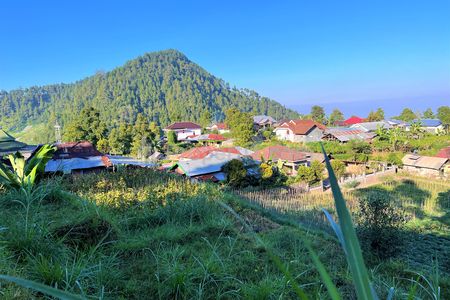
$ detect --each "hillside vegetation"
[0,50,298,140]
[1,168,448,299]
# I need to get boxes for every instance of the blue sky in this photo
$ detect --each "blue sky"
[1,0,449,116]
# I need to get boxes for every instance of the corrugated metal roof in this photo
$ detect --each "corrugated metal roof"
[175,152,242,177]
[179,146,253,160]
[108,156,157,168]
[45,156,109,173]
[324,128,376,142]
[402,154,448,170]
[251,145,308,162]
[186,134,227,141]
[253,115,277,124]
[350,121,392,132]
[408,119,442,127]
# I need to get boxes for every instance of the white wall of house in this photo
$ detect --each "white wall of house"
[175,129,202,140]
[274,127,323,143]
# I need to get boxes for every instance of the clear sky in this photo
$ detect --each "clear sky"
[1,0,449,116]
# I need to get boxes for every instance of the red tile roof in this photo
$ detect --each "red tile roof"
[179,146,241,160]
[251,145,308,162]
[165,122,201,130]
[436,146,450,159]
[212,123,228,130]
[205,134,227,141]
[278,119,326,135]
[343,116,365,125]
[53,141,104,159]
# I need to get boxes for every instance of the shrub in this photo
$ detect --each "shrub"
[356,193,406,259]
[296,166,316,184]
[387,153,402,166]
[0,145,55,191]
[330,160,346,179]
[167,130,177,144]
[222,159,249,187]
[344,180,360,189]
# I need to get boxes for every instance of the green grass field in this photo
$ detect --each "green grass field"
[0,169,449,299]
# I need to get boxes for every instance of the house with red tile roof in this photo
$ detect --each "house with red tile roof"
[273,119,326,143]
[208,122,230,134]
[179,145,253,160]
[186,133,227,145]
[163,122,202,141]
[252,145,318,175]
[341,116,365,126]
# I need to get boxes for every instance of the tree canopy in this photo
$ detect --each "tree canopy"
[0,50,299,142]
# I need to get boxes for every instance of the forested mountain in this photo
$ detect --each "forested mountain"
[0,50,299,137]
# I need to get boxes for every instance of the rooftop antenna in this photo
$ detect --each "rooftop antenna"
[54,121,62,144]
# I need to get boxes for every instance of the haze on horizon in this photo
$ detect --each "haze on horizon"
[1,0,449,116]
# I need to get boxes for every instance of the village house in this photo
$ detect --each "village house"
[387,119,408,128]
[186,133,227,145]
[334,116,365,127]
[45,141,112,174]
[251,145,332,175]
[406,119,444,134]
[350,121,392,132]
[251,145,309,175]
[402,154,448,177]
[178,145,254,161]
[322,128,376,143]
[273,119,326,143]
[207,122,230,134]
[163,122,202,141]
[253,115,277,130]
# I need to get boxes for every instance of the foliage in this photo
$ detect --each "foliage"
[328,108,344,125]
[167,130,178,145]
[367,108,385,121]
[310,105,325,124]
[0,50,299,139]
[222,159,249,187]
[387,153,402,166]
[330,160,346,179]
[310,160,325,181]
[296,165,316,184]
[64,107,107,146]
[356,192,407,259]
[396,108,417,122]
[259,162,286,187]
[437,106,450,132]
[344,180,360,189]
[0,145,55,190]
[423,108,435,119]
[225,108,254,146]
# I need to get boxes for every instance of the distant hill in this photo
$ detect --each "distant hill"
[0,49,299,140]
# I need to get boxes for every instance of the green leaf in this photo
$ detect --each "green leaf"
[320,143,376,300]
[0,274,85,300]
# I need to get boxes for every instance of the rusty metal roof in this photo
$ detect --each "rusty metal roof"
[402,154,448,170]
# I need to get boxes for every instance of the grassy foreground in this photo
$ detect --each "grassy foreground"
[0,168,448,299]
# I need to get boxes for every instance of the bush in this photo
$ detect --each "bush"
[356,193,406,259]
[222,159,249,187]
[330,160,346,179]
[344,180,360,189]
[387,153,402,166]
